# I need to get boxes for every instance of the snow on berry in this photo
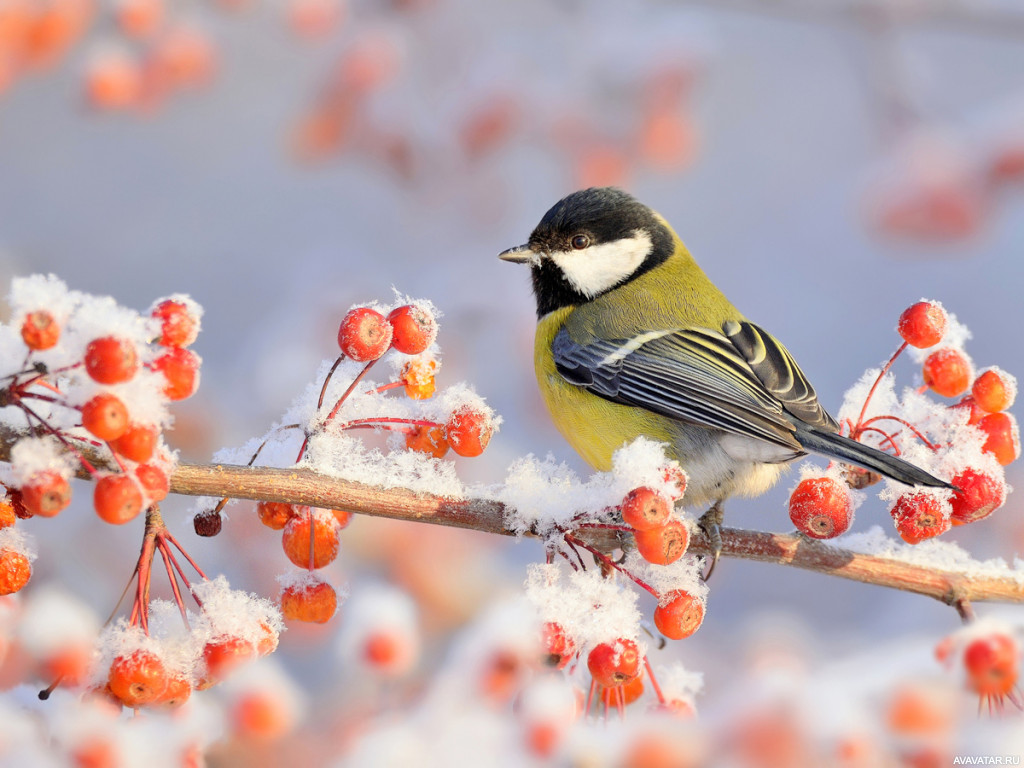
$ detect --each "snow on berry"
[337,583,420,677]
[149,294,202,348]
[278,571,343,624]
[972,366,1017,413]
[17,588,100,679]
[898,300,948,349]
[525,564,643,653]
[498,438,685,538]
[6,437,76,488]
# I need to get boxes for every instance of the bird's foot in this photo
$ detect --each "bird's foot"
[698,501,724,581]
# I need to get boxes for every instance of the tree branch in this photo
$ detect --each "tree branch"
[169,461,1024,607]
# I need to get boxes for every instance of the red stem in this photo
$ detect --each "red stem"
[324,359,378,425]
[16,401,99,475]
[157,539,190,628]
[860,415,939,451]
[644,656,666,705]
[857,426,901,454]
[335,417,443,431]
[854,341,908,434]
[162,531,209,580]
[565,534,660,598]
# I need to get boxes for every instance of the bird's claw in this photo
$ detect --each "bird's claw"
[698,502,724,581]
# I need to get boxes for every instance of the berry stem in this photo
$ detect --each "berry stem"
[162,531,209,581]
[156,538,191,628]
[369,382,404,394]
[128,524,159,634]
[563,535,588,571]
[644,656,666,705]
[556,546,580,572]
[316,354,346,410]
[585,677,596,718]
[306,507,316,570]
[565,534,660,598]
[574,523,633,533]
[334,417,443,432]
[853,341,908,435]
[17,401,99,475]
[860,415,940,451]
[323,358,378,425]
[856,426,901,454]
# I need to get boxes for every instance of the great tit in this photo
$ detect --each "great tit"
[500,187,949,574]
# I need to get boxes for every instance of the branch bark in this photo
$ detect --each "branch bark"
[170,461,1024,607]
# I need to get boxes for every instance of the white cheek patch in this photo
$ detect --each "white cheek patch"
[548,230,652,298]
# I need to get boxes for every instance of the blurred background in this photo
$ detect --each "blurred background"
[1,0,1024,763]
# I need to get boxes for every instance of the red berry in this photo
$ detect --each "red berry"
[541,622,576,670]
[94,474,144,524]
[898,301,947,348]
[788,476,853,539]
[153,673,192,709]
[153,347,200,401]
[21,310,60,350]
[653,590,705,640]
[964,632,1019,698]
[135,463,169,502]
[949,468,1006,525]
[445,406,493,457]
[978,412,1020,466]
[599,675,645,708]
[891,492,951,544]
[634,518,689,565]
[281,509,340,569]
[922,348,971,398]
[404,424,449,458]
[110,423,158,463]
[387,304,437,355]
[0,549,31,595]
[280,578,337,623]
[84,336,139,384]
[587,639,641,687]
[331,509,353,529]
[257,501,300,530]
[108,649,169,707]
[400,358,438,400]
[661,466,687,500]
[972,368,1016,413]
[81,392,130,441]
[950,395,985,426]
[620,487,672,531]
[199,636,256,688]
[20,470,71,517]
[0,501,15,529]
[151,299,199,347]
[338,307,393,362]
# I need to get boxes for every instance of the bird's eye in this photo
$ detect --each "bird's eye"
[571,234,590,250]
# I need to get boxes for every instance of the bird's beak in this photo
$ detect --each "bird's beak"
[498,243,538,264]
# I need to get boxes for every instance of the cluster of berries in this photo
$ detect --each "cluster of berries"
[788,299,1017,545]
[204,300,495,625]
[0,277,203,601]
[936,621,1021,710]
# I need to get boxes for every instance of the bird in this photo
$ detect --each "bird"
[499,187,949,576]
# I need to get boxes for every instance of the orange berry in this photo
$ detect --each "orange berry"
[94,474,144,524]
[400,357,438,400]
[971,368,1015,413]
[134,463,169,502]
[964,632,1019,698]
[574,143,629,189]
[153,672,191,708]
[949,468,1006,525]
[338,307,392,362]
[84,49,142,110]
[634,518,689,565]
[363,630,405,668]
[387,305,436,355]
[150,25,216,89]
[898,301,947,348]
[21,310,60,350]
[788,476,853,539]
[257,501,300,531]
[0,549,31,595]
[286,0,342,38]
[541,621,576,670]
[922,347,971,398]
[115,0,164,39]
[41,644,92,687]
[600,674,644,708]
[280,578,337,623]
[620,487,672,531]
[661,466,687,501]
[978,412,1020,466]
[255,621,279,656]
[404,424,448,458]
[281,510,340,569]
[153,347,200,401]
[81,392,130,441]
[108,649,169,707]
[331,509,352,529]
[110,423,158,463]
[0,501,15,529]
[21,470,71,517]
[886,683,953,736]
[151,298,199,347]
[232,690,292,739]
[445,406,493,457]
[200,636,255,688]
[653,590,705,640]
[637,106,697,171]
[85,337,138,384]
[588,639,641,687]
[950,395,985,426]
[891,493,950,544]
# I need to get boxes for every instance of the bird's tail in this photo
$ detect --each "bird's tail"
[795,424,951,489]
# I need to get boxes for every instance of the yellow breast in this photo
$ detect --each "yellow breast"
[534,307,677,471]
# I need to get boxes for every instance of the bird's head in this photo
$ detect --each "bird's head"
[499,187,675,316]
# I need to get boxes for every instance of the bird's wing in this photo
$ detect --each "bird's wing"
[552,324,807,451]
[721,320,839,431]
